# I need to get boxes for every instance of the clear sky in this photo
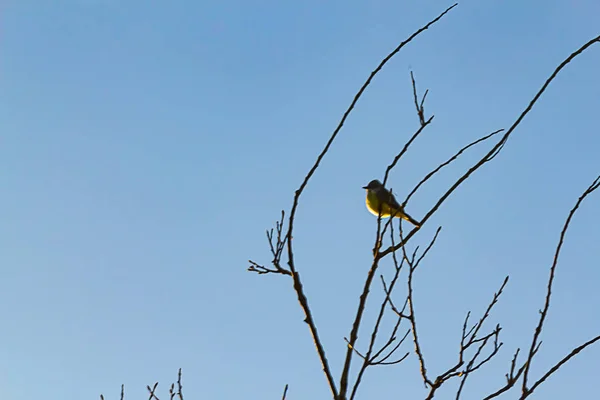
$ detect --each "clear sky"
[2,1,600,399]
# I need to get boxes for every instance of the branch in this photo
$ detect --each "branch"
[485,175,600,399]
[335,6,458,399]
[524,334,600,398]
[404,129,503,207]
[402,227,442,388]
[521,174,600,394]
[281,384,289,400]
[381,33,600,259]
[463,277,509,353]
[411,71,428,126]
[177,368,184,400]
[381,70,435,188]
[382,115,434,187]
[147,383,159,400]
[349,224,408,400]
[248,211,291,276]
[425,277,508,399]
[483,348,528,399]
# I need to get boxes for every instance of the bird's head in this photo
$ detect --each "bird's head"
[362,179,383,190]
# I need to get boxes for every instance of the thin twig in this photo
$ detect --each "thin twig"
[402,227,443,388]
[249,212,292,276]
[382,116,434,187]
[177,368,184,400]
[404,129,503,206]
[425,277,508,398]
[524,334,600,398]
[411,71,427,126]
[464,277,509,350]
[147,383,159,400]
[281,384,289,400]
[374,330,411,364]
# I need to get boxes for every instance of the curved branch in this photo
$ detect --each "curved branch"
[380,33,600,259]
[522,174,600,394]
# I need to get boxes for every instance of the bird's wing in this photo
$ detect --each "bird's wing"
[378,187,403,210]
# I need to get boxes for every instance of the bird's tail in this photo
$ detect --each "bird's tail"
[403,213,421,228]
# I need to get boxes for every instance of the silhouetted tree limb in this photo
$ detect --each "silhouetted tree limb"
[249,5,458,399]
[248,5,600,399]
[520,174,600,397]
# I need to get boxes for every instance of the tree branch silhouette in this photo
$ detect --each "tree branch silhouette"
[379,33,600,259]
[247,8,600,399]
[520,174,600,397]
[249,5,458,399]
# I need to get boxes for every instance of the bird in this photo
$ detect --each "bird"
[362,179,421,227]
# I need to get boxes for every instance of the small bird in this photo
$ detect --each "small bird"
[363,179,421,227]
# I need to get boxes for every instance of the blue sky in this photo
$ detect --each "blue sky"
[2,1,600,399]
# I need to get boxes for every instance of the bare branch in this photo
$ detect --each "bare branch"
[402,227,443,388]
[404,129,503,207]
[373,350,410,365]
[248,211,292,276]
[177,368,184,400]
[485,176,600,399]
[381,34,600,259]
[373,330,411,365]
[422,277,508,398]
[169,384,176,400]
[382,277,410,319]
[522,174,600,394]
[382,116,434,187]
[524,335,600,398]
[147,383,159,400]
[456,328,503,399]
[411,71,427,126]
[270,6,460,397]
[464,277,509,350]
[247,260,291,276]
[281,384,289,400]
[349,236,405,400]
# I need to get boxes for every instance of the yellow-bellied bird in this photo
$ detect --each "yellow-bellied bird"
[363,179,421,228]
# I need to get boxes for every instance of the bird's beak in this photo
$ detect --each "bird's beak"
[362,185,368,189]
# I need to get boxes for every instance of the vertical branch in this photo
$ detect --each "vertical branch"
[349,223,407,400]
[333,6,458,399]
[482,349,527,399]
[405,245,433,388]
[485,175,600,400]
[521,175,600,395]
[177,368,184,400]
[250,5,458,398]
[411,71,428,126]
[281,384,289,400]
[403,226,442,388]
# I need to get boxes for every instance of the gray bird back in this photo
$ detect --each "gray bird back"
[375,186,402,209]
